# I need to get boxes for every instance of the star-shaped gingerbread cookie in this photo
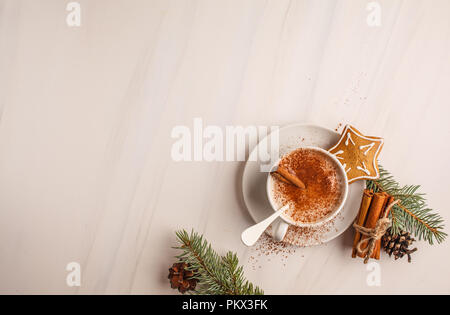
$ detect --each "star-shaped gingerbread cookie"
[328,125,383,183]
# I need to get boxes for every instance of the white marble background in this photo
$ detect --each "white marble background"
[1,0,450,294]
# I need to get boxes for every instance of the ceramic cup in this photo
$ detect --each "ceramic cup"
[266,146,349,242]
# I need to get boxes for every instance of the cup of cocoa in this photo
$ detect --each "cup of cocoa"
[267,147,348,242]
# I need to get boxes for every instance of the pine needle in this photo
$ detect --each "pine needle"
[366,165,446,245]
[174,229,264,295]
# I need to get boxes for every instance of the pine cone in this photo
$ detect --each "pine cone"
[168,262,198,294]
[382,230,417,262]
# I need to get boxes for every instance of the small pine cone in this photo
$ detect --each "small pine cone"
[382,230,418,263]
[168,262,198,294]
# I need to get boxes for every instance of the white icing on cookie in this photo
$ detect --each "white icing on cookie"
[345,132,355,146]
[359,142,375,155]
[356,162,371,175]
[342,163,351,173]
[333,150,344,160]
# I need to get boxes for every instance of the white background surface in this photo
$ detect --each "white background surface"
[1,0,450,294]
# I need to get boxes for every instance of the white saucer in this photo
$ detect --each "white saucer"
[242,123,364,246]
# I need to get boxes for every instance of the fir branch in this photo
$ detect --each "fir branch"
[174,229,263,295]
[367,165,446,245]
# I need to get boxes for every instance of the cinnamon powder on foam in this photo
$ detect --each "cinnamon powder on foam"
[272,148,343,224]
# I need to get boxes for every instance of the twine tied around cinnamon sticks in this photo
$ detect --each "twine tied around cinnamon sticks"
[353,199,399,263]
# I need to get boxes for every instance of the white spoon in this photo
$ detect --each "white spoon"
[241,205,289,246]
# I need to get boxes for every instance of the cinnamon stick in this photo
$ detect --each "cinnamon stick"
[371,195,390,259]
[352,189,373,258]
[374,195,395,259]
[357,192,388,258]
[270,172,291,185]
[383,196,395,217]
[275,166,306,189]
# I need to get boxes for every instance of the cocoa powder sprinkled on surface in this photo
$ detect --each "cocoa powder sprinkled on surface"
[282,217,337,246]
[247,215,340,269]
[248,233,298,269]
[248,215,340,270]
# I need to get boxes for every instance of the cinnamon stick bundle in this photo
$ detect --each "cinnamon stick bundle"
[357,192,388,258]
[352,189,373,258]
